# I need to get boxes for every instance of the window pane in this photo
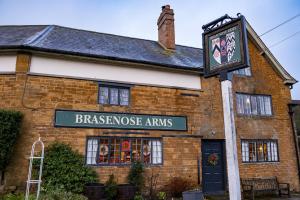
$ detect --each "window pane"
[242,141,249,162]
[152,140,162,164]
[249,142,256,162]
[86,139,98,164]
[120,89,129,106]
[121,139,131,164]
[264,96,272,115]
[250,96,258,115]
[109,138,120,164]
[267,142,272,161]
[257,142,264,161]
[271,142,278,161]
[99,87,109,104]
[236,94,244,114]
[110,88,119,105]
[232,67,251,76]
[132,139,142,162]
[263,142,268,161]
[238,68,245,75]
[143,140,152,164]
[258,96,265,115]
[243,95,251,115]
[245,67,251,76]
[99,138,109,164]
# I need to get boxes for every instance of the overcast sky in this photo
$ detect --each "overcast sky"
[1,0,299,99]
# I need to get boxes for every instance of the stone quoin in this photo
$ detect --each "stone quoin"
[0,4,299,196]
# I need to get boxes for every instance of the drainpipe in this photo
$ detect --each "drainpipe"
[288,104,300,184]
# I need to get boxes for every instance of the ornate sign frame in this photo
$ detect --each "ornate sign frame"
[202,15,250,77]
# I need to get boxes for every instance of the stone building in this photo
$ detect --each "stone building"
[0,5,299,194]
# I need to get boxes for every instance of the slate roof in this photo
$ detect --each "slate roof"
[0,25,203,71]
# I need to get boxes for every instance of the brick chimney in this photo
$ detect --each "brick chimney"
[157,5,175,50]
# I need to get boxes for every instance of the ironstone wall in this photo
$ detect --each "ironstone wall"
[0,38,299,191]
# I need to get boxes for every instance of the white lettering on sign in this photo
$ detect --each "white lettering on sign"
[75,114,83,123]
[73,114,175,128]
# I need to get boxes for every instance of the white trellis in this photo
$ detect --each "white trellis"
[25,137,44,200]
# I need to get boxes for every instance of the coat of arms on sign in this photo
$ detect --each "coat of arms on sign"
[211,30,236,65]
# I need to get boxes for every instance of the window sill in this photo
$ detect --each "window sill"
[86,163,163,167]
[236,114,274,119]
[99,104,130,108]
[242,161,279,165]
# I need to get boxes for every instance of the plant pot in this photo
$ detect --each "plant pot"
[117,184,137,200]
[84,183,105,200]
[182,190,204,200]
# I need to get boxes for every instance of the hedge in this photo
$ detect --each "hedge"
[0,110,23,172]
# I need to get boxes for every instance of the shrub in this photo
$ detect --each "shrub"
[0,191,87,200]
[133,194,144,200]
[157,191,167,200]
[0,110,23,173]
[0,193,35,200]
[164,177,194,198]
[41,142,97,193]
[104,174,118,200]
[128,161,144,192]
[40,190,88,200]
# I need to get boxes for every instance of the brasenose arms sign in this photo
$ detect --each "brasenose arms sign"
[55,110,187,131]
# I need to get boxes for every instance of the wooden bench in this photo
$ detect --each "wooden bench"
[241,177,290,200]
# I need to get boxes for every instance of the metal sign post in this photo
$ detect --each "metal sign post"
[220,73,241,200]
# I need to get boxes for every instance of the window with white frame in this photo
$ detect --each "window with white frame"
[241,140,279,163]
[99,85,130,106]
[86,137,162,165]
[236,93,272,116]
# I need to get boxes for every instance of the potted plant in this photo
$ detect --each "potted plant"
[105,174,118,200]
[84,182,105,200]
[116,161,145,200]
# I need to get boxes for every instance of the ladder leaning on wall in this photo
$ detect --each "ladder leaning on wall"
[25,137,44,200]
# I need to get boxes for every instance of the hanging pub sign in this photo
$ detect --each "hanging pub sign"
[54,110,187,131]
[202,14,250,77]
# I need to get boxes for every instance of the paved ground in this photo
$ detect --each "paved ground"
[205,194,300,200]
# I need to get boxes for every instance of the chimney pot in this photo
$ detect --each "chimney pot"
[157,5,175,50]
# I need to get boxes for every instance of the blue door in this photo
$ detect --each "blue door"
[202,140,226,194]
